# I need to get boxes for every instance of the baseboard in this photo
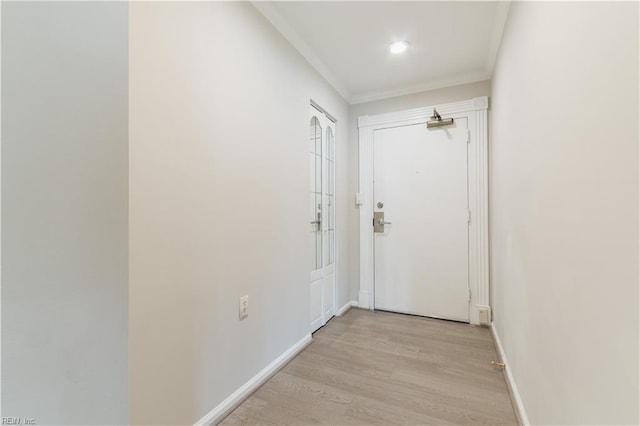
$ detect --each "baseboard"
[358,291,370,309]
[194,333,313,425]
[490,323,530,426]
[336,300,358,316]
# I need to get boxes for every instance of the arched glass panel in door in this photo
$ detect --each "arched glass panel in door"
[325,127,335,266]
[309,116,322,271]
[309,106,336,333]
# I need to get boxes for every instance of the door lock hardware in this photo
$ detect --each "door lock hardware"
[310,211,321,231]
[491,361,506,369]
[373,211,391,233]
[377,202,384,209]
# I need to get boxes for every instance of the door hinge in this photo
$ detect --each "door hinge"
[468,288,472,303]
[467,209,471,224]
[466,129,471,143]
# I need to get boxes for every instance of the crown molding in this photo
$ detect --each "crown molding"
[252,1,510,106]
[358,96,488,128]
[251,1,352,103]
[350,71,491,105]
[485,1,511,76]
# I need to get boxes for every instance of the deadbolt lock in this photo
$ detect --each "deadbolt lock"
[377,202,384,209]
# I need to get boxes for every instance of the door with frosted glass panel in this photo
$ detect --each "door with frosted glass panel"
[310,105,336,332]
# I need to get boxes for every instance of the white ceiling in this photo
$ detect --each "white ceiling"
[253,1,510,104]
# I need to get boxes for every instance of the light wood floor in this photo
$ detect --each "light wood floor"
[221,308,518,425]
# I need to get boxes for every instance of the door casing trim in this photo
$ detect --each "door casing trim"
[310,103,338,332]
[357,96,489,325]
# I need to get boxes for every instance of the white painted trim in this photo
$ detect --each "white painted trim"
[358,96,488,129]
[490,324,530,426]
[310,317,323,333]
[350,71,490,105]
[195,334,312,426]
[485,1,511,77]
[250,3,507,105]
[251,2,351,102]
[332,108,339,325]
[357,97,490,324]
[336,300,358,317]
[309,104,338,333]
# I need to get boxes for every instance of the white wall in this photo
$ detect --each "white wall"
[128,2,349,423]
[1,3,129,424]
[347,80,492,301]
[491,2,638,424]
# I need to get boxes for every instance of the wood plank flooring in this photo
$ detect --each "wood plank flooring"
[221,308,518,425]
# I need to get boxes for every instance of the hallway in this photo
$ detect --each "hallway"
[222,309,518,425]
[2,2,637,424]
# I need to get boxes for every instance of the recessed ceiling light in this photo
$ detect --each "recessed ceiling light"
[389,41,409,54]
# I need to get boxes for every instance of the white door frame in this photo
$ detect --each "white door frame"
[357,96,489,325]
[310,102,338,331]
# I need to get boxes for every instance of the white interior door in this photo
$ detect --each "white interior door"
[373,121,469,322]
[310,105,336,332]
